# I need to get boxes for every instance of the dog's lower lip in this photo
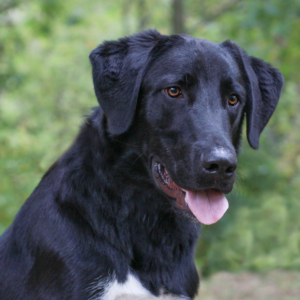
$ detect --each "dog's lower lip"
[152,160,188,210]
[156,163,177,189]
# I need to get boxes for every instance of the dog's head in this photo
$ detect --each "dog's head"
[90,30,283,225]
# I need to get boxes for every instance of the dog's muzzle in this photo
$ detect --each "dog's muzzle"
[152,159,230,225]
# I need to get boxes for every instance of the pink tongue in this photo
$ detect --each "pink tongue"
[184,189,229,225]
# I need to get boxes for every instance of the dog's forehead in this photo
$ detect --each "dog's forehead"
[146,35,240,84]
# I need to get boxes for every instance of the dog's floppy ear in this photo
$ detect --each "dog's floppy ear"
[89,30,160,135]
[222,41,284,149]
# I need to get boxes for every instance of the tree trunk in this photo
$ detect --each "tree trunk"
[137,0,148,31]
[122,0,132,35]
[172,0,184,34]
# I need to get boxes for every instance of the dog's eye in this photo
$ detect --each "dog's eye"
[165,87,182,98]
[228,95,239,106]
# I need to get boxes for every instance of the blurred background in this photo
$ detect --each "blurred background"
[1,0,300,298]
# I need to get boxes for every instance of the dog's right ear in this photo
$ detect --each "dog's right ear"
[89,30,161,135]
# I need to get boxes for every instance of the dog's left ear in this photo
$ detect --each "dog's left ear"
[89,30,160,135]
[222,41,284,149]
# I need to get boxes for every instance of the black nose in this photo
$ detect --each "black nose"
[201,148,237,177]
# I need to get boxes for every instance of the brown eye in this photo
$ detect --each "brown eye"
[165,87,182,98]
[228,95,239,106]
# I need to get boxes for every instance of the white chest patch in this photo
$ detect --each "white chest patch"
[90,272,189,300]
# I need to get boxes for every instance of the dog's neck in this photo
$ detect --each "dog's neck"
[46,107,200,297]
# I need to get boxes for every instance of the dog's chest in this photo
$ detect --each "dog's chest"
[92,273,189,300]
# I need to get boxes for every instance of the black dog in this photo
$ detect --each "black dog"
[0,30,283,299]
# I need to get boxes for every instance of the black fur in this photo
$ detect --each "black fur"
[0,30,283,299]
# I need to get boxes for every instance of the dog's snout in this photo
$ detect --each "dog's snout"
[201,148,237,177]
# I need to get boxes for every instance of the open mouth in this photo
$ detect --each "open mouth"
[152,161,229,225]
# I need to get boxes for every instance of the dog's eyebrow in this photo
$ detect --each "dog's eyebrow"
[221,77,240,90]
[220,77,245,98]
[221,77,234,87]
[159,74,183,84]
[156,73,195,88]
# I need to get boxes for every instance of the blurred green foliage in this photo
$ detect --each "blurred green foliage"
[1,0,300,275]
